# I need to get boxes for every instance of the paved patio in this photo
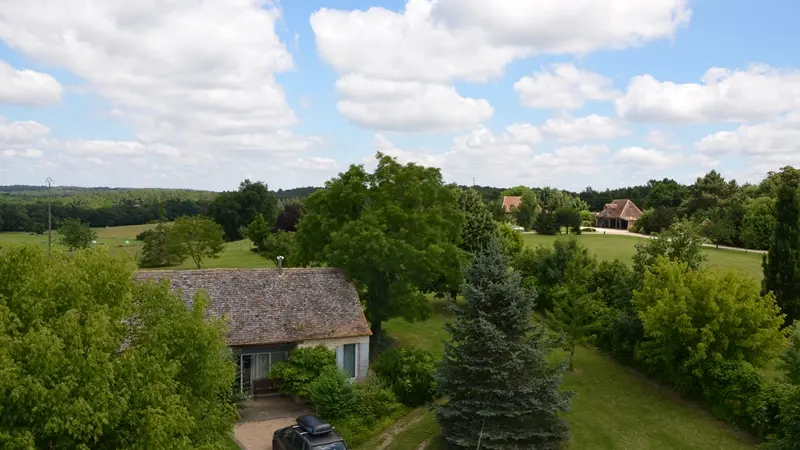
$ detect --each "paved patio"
[234,396,312,450]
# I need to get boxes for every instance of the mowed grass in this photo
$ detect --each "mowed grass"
[381,298,756,450]
[0,224,270,269]
[522,233,764,280]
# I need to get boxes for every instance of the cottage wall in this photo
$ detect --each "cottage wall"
[298,335,370,379]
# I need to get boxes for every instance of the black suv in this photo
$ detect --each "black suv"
[272,415,348,450]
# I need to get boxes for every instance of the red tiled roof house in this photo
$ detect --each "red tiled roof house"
[595,199,643,231]
[502,196,522,213]
[135,267,371,398]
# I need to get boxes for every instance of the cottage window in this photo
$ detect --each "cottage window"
[343,343,357,378]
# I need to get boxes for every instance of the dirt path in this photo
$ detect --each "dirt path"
[235,417,297,450]
[372,411,425,450]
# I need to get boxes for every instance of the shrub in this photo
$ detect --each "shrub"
[634,259,785,388]
[374,347,437,407]
[353,376,404,421]
[269,345,337,399]
[308,368,355,420]
[533,211,560,235]
[135,229,156,241]
[330,409,406,448]
[581,227,596,232]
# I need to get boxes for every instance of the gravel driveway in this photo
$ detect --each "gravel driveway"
[234,396,311,450]
[235,417,298,450]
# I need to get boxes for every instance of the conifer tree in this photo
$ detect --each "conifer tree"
[763,166,800,324]
[436,239,571,449]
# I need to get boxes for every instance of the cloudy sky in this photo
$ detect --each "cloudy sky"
[1,0,798,191]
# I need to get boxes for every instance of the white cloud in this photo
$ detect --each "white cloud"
[371,125,609,187]
[695,116,800,156]
[514,64,621,110]
[0,148,43,159]
[612,146,684,168]
[311,0,689,131]
[617,65,800,123]
[0,60,63,106]
[0,0,319,161]
[645,130,683,150]
[540,114,630,142]
[0,116,51,146]
[335,75,493,132]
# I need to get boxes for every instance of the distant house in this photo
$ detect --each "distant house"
[135,267,371,398]
[502,196,522,213]
[595,199,643,231]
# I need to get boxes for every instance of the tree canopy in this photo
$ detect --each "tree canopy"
[58,218,97,250]
[171,216,225,269]
[763,166,800,325]
[0,245,237,449]
[295,153,466,345]
[208,179,277,241]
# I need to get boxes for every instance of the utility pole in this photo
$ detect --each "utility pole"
[46,177,53,253]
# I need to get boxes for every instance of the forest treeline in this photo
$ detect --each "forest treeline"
[0,170,782,250]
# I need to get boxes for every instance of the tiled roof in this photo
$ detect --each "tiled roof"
[135,268,371,346]
[503,196,522,213]
[596,199,643,221]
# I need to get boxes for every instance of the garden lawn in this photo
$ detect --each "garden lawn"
[522,233,764,280]
[381,298,756,450]
[0,224,270,269]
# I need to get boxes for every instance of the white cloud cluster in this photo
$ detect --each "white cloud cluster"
[0,0,321,164]
[514,64,621,110]
[617,65,800,123]
[540,115,630,142]
[311,0,691,132]
[0,60,63,106]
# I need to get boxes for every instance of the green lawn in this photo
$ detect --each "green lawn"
[522,233,764,280]
[0,224,270,269]
[381,298,756,450]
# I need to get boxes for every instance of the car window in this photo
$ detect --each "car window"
[313,442,347,450]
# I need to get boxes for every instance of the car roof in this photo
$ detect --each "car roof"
[293,425,344,446]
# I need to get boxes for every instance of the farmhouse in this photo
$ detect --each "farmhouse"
[135,267,371,397]
[595,199,643,230]
[502,195,522,213]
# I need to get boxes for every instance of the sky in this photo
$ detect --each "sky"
[1,0,799,192]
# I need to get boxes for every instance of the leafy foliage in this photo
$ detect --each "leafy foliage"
[58,217,97,250]
[269,345,338,399]
[458,188,498,254]
[170,216,225,269]
[295,153,466,345]
[547,259,607,371]
[763,166,800,325]
[436,239,571,449]
[554,206,582,234]
[634,258,785,390]
[513,189,539,230]
[740,196,776,250]
[533,210,560,235]
[0,245,237,449]
[274,200,304,232]
[632,220,706,276]
[635,207,678,234]
[138,221,183,268]
[308,368,356,420]
[208,179,277,241]
[374,347,437,407]
[496,221,524,262]
[245,214,271,252]
[260,230,297,267]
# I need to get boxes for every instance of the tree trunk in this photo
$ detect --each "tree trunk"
[568,342,576,371]
[369,319,383,361]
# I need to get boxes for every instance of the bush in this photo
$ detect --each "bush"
[136,229,156,241]
[353,376,404,421]
[533,211,560,235]
[308,369,355,420]
[269,345,337,399]
[330,409,407,448]
[581,227,596,232]
[374,347,437,407]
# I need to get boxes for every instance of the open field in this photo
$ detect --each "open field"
[0,224,272,269]
[522,233,764,280]
[380,298,756,450]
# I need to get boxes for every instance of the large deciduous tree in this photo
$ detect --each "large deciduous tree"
[208,179,277,241]
[138,221,183,268]
[171,216,225,269]
[740,196,776,251]
[436,239,571,449]
[458,188,498,254]
[632,220,706,276]
[635,258,784,387]
[763,166,800,325]
[295,153,466,348]
[0,246,237,449]
[58,217,97,250]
